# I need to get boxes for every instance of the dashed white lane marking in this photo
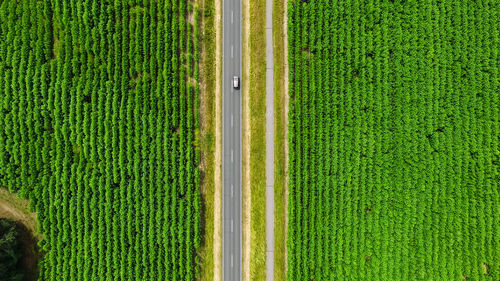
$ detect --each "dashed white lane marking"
[231,11,233,23]
[231,219,234,232]
[231,150,234,162]
[231,114,234,127]
[231,254,234,267]
[231,45,234,58]
[231,184,234,198]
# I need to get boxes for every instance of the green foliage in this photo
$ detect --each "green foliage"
[0,0,201,280]
[287,0,499,280]
[0,218,23,281]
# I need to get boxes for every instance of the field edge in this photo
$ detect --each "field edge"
[199,0,217,277]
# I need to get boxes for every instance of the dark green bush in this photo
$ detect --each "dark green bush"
[0,218,23,281]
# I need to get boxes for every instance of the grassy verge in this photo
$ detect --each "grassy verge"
[248,0,267,280]
[272,0,287,279]
[199,0,216,278]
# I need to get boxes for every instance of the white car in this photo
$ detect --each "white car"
[233,76,240,89]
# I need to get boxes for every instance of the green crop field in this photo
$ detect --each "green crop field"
[0,0,201,280]
[288,0,499,280]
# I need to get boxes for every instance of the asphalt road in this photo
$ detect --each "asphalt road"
[222,0,241,279]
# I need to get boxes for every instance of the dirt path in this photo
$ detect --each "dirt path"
[214,0,223,277]
[0,200,30,223]
[283,0,289,273]
[0,188,38,236]
[265,0,275,277]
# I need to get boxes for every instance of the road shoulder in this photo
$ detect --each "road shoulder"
[212,0,223,278]
[242,0,251,279]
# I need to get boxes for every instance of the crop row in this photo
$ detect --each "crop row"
[0,0,201,280]
[287,0,499,280]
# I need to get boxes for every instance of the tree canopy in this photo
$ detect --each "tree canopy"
[0,218,23,281]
